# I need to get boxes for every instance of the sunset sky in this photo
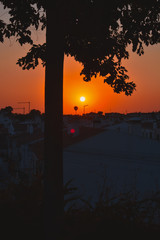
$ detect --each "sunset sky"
[0,6,160,115]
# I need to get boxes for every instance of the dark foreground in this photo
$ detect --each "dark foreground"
[1,206,160,240]
[1,185,160,240]
[1,125,160,239]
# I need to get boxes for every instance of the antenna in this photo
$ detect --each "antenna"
[17,101,30,113]
[13,107,25,114]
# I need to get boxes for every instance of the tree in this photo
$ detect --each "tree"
[0,0,159,238]
[0,106,13,116]
[28,109,41,118]
[74,106,78,114]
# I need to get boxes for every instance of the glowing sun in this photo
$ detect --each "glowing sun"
[80,96,85,102]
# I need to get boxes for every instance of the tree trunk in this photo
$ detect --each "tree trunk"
[44,2,65,239]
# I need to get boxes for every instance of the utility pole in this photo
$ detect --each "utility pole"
[17,101,30,113]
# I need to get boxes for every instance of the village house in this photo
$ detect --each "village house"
[126,115,160,141]
[0,113,44,188]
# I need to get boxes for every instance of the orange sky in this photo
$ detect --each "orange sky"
[0,36,160,115]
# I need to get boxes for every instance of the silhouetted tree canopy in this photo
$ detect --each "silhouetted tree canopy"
[0,0,159,95]
[0,106,13,115]
[29,109,41,116]
[74,106,78,111]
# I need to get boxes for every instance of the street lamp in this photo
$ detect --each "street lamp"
[83,105,88,114]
